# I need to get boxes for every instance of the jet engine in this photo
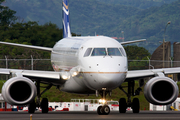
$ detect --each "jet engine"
[2,77,37,105]
[144,76,179,105]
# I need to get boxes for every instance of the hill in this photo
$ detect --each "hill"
[2,0,180,53]
[97,0,177,9]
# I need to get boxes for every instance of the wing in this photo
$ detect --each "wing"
[125,67,180,81]
[0,41,52,52]
[0,68,66,85]
[120,39,146,45]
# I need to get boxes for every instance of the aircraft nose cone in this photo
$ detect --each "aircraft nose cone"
[97,69,125,89]
[83,68,126,90]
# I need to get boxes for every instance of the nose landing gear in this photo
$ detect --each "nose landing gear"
[96,89,111,115]
[97,105,110,115]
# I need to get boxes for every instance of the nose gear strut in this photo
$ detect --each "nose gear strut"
[97,89,111,115]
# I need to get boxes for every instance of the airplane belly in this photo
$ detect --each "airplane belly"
[61,77,94,94]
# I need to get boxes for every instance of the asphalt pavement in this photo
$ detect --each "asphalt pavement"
[0,111,180,120]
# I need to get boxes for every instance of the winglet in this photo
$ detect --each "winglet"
[63,0,72,38]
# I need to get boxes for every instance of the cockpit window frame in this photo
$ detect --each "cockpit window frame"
[119,48,127,57]
[84,47,126,57]
[107,48,123,56]
[84,48,92,57]
[91,48,107,56]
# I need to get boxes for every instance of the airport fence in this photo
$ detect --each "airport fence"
[0,58,179,71]
[127,59,180,70]
[0,58,53,80]
[0,58,53,71]
[0,58,180,80]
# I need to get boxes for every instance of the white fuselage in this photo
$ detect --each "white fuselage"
[51,36,128,94]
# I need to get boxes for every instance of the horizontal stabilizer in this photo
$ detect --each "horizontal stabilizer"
[0,41,52,52]
[121,39,146,45]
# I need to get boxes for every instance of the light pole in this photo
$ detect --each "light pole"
[163,21,171,68]
[121,31,124,42]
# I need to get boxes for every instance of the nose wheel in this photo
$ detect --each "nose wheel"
[96,89,111,115]
[97,105,110,115]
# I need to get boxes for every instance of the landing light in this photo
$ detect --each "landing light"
[62,75,70,80]
[70,67,81,77]
[61,72,70,80]
[72,71,78,77]
[99,99,106,104]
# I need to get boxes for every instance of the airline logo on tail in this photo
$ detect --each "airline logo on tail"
[63,0,72,38]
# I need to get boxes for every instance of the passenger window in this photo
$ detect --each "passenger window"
[84,48,92,57]
[91,48,106,56]
[120,48,127,57]
[108,48,122,56]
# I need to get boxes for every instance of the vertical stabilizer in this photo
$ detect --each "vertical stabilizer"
[63,0,72,38]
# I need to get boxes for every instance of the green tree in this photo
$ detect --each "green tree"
[124,45,151,60]
[0,20,80,59]
[0,0,17,26]
[124,45,151,70]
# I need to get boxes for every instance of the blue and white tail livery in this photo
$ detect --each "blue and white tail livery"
[63,0,72,38]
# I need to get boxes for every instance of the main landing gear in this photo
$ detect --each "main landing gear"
[119,80,143,113]
[97,89,111,115]
[28,81,52,113]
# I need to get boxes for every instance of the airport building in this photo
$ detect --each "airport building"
[150,42,180,81]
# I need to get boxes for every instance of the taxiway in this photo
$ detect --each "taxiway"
[0,111,180,120]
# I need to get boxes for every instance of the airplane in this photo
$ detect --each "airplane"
[0,0,179,115]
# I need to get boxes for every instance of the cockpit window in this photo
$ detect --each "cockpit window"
[84,48,92,57]
[91,48,106,56]
[108,48,122,56]
[120,48,126,57]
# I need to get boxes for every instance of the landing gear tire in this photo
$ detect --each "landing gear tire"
[97,105,110,115]
[132,98,139,113]
[119,98,127,113]
[41,98,48,113]
[28,100,36,113]
[102,105,110,115]
[97,106,103,115]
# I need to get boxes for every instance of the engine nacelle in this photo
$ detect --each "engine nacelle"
[2,77,37,105]
[144,76,179,105]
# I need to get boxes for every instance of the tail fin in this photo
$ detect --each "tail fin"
[63,0,72,38]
